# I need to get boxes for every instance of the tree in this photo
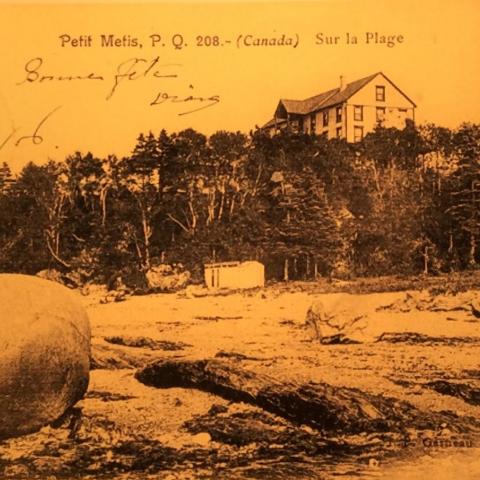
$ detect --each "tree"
[3,162,71,272]
[0,162,13,193]
[116,134,163,271]
[445,123,480,267]
[263,168,342,280]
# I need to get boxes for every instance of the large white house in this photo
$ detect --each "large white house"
[262,72,416,142]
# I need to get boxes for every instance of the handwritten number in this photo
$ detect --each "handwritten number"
[15,106,62,147]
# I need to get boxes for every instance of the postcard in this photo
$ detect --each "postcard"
[0,1,479,479]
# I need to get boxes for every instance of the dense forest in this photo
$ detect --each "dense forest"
[0,121,479,287]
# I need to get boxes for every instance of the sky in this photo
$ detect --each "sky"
[0,0,479,172]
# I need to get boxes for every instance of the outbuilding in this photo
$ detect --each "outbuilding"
[204,261,265,289]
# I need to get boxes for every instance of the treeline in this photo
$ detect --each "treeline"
[0,122,479,286]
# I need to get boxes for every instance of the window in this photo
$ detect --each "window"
[354,105,363,121]
[322,110,329,127]
[376,86,385,102]
[336,126,342,138]
[298,117,304,132]
[336,106,342,123]
[310,113,316,134]
[354,126,364,142]
[376,107,386,122]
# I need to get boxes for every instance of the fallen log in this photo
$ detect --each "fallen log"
[104,335,192,351]
[425,380,480,406]
[135,359,479,434]
[375,332,480,345]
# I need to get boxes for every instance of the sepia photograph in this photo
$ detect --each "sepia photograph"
[0,1,479,478]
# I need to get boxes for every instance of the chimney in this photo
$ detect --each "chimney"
[339,75,345,91]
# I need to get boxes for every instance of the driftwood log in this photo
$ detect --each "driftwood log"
[136,359,478,434]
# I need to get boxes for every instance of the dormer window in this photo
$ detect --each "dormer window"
[376,86,385,102]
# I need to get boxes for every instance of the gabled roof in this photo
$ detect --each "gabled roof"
[273,72,416,119]
[277,99,310,115]
[261,117,287,129]
[317,72,381,109]
[288,87,339,114]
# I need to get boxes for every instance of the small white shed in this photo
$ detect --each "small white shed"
[204,261,265,289]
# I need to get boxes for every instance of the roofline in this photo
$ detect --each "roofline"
[296,72,381,112]
[344,71,416,108]
[310,89,339,112]
[377,72,417,108]
[278,99,305,115]
[276,71,416,115]
[302,72,381,104]
[276,99,288,114]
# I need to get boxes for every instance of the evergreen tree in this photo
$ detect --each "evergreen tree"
[264,168,342,280]
[445,123,480,267]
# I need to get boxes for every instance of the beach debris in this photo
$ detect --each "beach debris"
[136,358,480,435]
[424,380,480,406]
[305,297,369,343]
[146,264,190,292]
[104,335,192,351]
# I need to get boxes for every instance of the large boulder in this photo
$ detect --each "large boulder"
[305,295,369,343]
[0,274,91,439]
[146,264,191,292]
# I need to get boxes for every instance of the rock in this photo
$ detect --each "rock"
[377,291,430,313]
[100,290,127,304]
[182,284,208,298]
[378,290,478,314]
[471,299,480,318]
[36,268,65,284]
[305,296,369,342]
[36,268,80,288]
[146,265,191,292]
[0,274,91,439]
[190,432,211,446]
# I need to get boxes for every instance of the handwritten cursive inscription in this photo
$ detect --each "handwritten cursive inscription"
[106,56,180,100]
[0,106,61,150]
[17,57,104,84]
[150,90,220,115]
[14,56,221,125]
